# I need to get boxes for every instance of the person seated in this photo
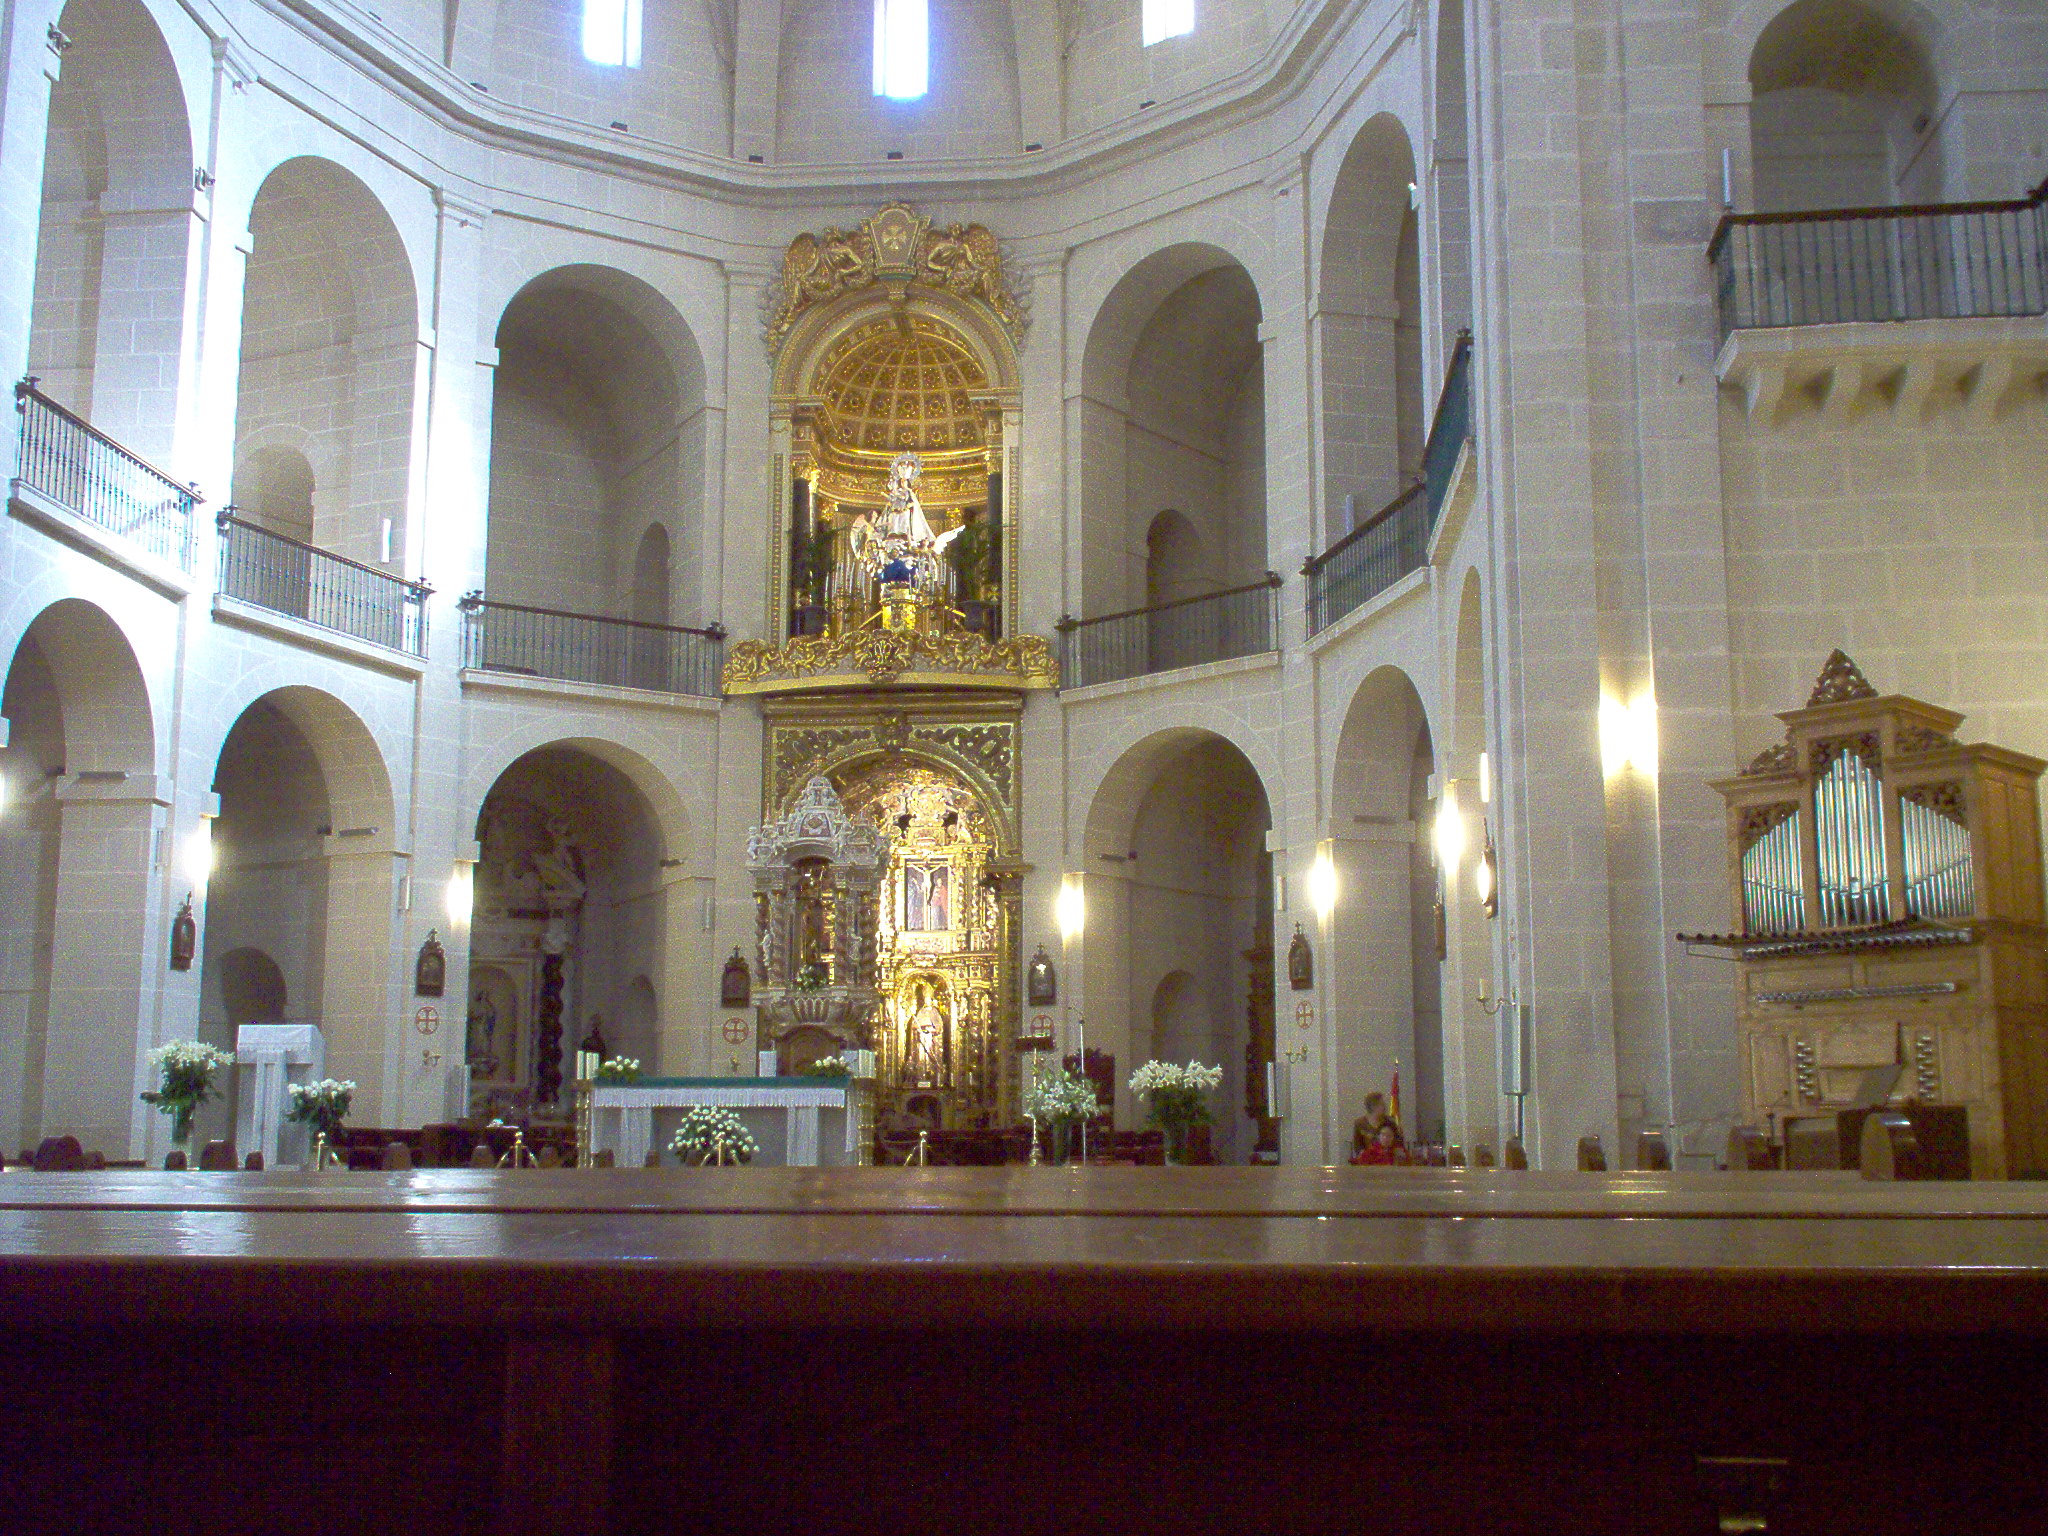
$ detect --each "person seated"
[1351,1092,1406,1158]
[1352,1122,1401,1166]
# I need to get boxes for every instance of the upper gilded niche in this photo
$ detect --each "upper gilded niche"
[761,203,1029,357]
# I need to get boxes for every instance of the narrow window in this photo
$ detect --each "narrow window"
[873,0,929,100]
[1142,0,1193,46]
[582,0,643,67]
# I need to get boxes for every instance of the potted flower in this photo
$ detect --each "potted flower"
[798,1054,849,1077]
[284,1078,357,1153]
[790,520,837,637]
[670,1105,759,1166]
[140,1039,236,1161]
[1023,1062,1101,1164]
[1129,1059,1223,1164]
[595,1056,643,1084]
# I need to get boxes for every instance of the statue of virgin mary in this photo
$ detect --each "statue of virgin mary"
[851,453,960,596]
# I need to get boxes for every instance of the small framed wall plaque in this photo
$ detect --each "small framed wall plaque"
[1026,944,1056,1006]
[415,929,447,997]
[720,948,753,1008]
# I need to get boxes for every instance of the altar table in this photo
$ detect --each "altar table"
[590,1076,861,1166]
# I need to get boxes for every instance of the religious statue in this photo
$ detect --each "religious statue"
[851,453,960,597]
[903,982,946,1086]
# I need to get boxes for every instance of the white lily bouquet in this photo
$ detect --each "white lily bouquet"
[1023,1064,1100,1125]
[284,1078,357,1142]
[670,1105,758,1165]
[799,1054,849,1077]
[139,1039,236,1149]
[1129,1059,1223,1162]
[595,1056,643,1083]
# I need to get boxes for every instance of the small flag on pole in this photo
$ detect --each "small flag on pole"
[1389,1069,1401,1130]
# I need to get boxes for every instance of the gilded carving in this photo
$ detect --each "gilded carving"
[764,204,1029,351]
[723,626,1057,695]
[1898,723,1956,755]
[1742,742,1797,777]
[1901,780,1967,824]
[1807,648,1879,707]
[917,723,1016,805]
[771,727,870,810]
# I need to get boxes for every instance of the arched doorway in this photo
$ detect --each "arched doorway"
[1084,730,1274,1164]
[1327,666,1444,1153]
[0,599,157,1157]
[202,686,398,1131]
[468,745,668,1119]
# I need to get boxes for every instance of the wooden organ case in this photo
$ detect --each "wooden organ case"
[1688,652,2048,1177]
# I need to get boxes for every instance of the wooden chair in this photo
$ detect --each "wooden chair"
[1726,1125,1775,1172]
[469,1144,496,1168]
[163,1150,188,1171]
[1473,1144,1496,1168]
[1635,1129,1671,1172]
[244,1151,265,1171]
[199,1140,238,1171]
[1502,1137,1528,1170]
[1576,1135,1607,1171]
[380,1141,413,1171]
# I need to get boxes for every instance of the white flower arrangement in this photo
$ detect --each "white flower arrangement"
[1129,1059,1223,1149]
[1023,1064,1100,1123]
[799,1054,849,1076]
[285,1079,357,1140]
[140,1039,237,1143]
[595,1056,643,1083]
[670,1105,759,1165]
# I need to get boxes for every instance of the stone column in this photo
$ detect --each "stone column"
[318,838,402,1126]
[41,774,164,1158]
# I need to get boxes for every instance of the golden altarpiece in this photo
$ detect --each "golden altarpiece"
[726,206,1054,1134]
[1684,652,2048,1177]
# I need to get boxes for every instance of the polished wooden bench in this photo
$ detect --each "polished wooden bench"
[3,1168,2046,1532]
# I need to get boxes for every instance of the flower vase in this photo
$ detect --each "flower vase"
[1162,1122,1188,1166]
[167,1105,195,1168]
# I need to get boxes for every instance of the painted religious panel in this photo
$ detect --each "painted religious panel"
[904,860,954,932]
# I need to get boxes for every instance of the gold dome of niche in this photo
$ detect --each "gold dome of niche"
[814,317,988,456]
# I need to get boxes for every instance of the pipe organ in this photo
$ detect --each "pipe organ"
[1687,651,2048,1177]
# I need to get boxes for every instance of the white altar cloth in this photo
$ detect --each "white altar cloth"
[591,1078,859,1167]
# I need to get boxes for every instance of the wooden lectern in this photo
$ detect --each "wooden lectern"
[1682,651,2048,1177]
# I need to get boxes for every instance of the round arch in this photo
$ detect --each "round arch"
[462,731,694,872]
[1,597,157,775]
[207,684,396,842]
[773,282,1020,401]
[1078,241,1266,403]
[1328,663,1436,824]
[1080,721,1282,866]
[493,263,708,408]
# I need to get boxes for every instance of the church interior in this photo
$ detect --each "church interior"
[1,0,2046,1525]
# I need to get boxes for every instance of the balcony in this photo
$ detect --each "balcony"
[1056,574,1281,691]
[1710,185,2048,423]
[12,378,199,573]
[217,513,430,656]
[1305,329,1472,637]
[460,594,725,698]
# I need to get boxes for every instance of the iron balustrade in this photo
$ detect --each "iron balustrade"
[13,378,199,569]
[1305,329,1473,636]
[1056,574,1281,690]
[1708,181,2048,339]
[217,511,430,655]
[460,594,725,698]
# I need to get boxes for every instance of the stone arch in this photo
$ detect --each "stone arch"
[488,264,711,628]
[1076,244,1267,619]
[463,732,693,872]
[1316,112,1424,548]
[235,156,419,567]
[0,598,160,1156]
[470,743,674,1095]
[1080,726,1273,1163]
[1144,509,1210,607]
[772,279,1020,402]
[1326,663,1444,1147]
[631,523,672,627]
[217,946,288,1026]
[797,745,1017,862]
[1080,722,1281,867]
[1744,0,1943,209]
[27,0,197,456]
[232,443,317,543]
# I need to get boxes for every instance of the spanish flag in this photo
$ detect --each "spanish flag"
[1389,1069,1401,1130]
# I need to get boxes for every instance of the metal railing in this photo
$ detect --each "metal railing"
[1707,180,2048,339]
[13,378,199,569]
[217,511,430,655]
[460,593,725,698]
[1056,574,1281,690]
[1305,329,1473,636]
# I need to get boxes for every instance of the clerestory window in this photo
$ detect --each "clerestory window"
[582,0,643,67]
[1142,0,1193,45]
[873,0,929,100]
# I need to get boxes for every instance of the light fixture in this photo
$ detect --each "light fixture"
[1599,692,1659,779]
[183,819,216,888]
[446,861,475,926]
[1055,877,1085,943]
[1306,847,1337,922]
[1475,822,1498,918]
[1433,783,1466,875]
